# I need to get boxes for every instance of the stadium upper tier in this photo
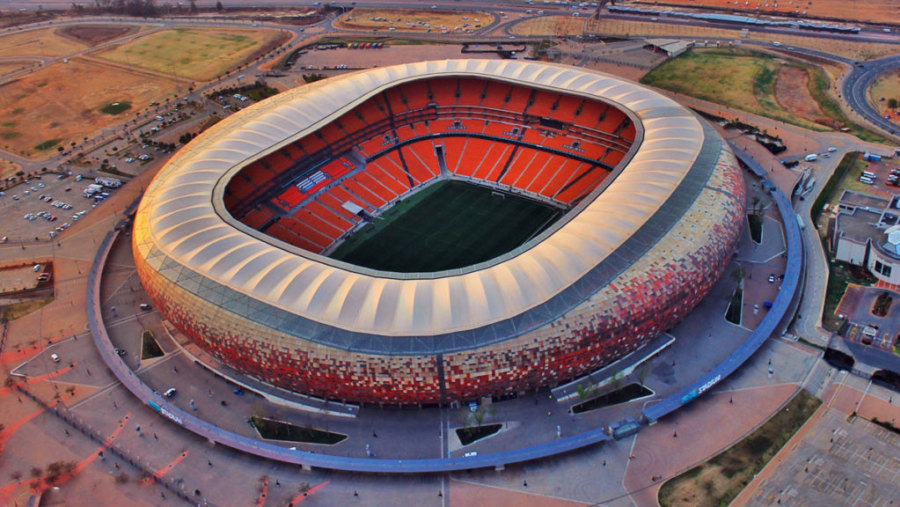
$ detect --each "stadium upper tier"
[133,60,746,404]
[225,75,636,260]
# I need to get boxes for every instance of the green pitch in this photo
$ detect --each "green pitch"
[329,179,562,273]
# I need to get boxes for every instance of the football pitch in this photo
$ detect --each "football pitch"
[329,180,562,273]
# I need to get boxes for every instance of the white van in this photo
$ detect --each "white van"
[860,176,875,185]
[862,171,876,179]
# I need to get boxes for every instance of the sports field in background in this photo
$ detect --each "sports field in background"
[329,180,561,273]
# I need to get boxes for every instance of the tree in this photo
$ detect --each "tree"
[889,98,898,110]
[189,0,197,13]
[575,381,596,402]
[730,265,747,286]
[216,0,223,11]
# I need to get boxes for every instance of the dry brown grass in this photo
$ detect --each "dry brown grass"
[0,27,88,58]
[0,60,35,77]
[628,0,900,24]
[512,17,899,60]
[337,8,493,33]
[97,27,287,81]
[0,58,179,160]
[0,158,20,180]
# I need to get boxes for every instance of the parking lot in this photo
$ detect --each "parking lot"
[0,171,123,243]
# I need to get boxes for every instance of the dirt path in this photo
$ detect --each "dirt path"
[774,66,826,126]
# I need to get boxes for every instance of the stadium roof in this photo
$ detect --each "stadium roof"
[135,59,707,337]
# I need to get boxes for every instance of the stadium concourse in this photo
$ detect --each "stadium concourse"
[132,59,746,406]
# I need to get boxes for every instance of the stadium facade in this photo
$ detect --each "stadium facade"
[133,59,746,405]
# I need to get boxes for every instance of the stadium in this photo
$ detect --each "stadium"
[132,59,746,406]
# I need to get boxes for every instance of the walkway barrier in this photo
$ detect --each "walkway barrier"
[641,144,804,423]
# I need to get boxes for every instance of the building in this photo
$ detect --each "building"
[832,189,900,283]
[133,60,746,405]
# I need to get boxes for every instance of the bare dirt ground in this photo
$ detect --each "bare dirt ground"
[336,8,493,34]
[0,58,179,160]
[57,24,140,46]
[774,66,826,126]
[0,60,36,78]
[626,0,900,24]
[0,27,88,58]
[512,17,899,60]
[292,43,500,71]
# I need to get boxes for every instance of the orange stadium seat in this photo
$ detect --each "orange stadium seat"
[243,209,273,230]
[278,217,331,252]
[527,91,556,118]
[525,153,566,194]
[457,78,483,106]
[550,95,582,122]
[481,82,512,109]
[399,82,430,110]
[472,142,512,180]
[295,207,344,239]
[307,200,354,232]
[429,78,458,105]
[509,149,553,190]
[382,87,409,114]
[355,171,398,202]
[377,150,415,186]
[453,138,490,177]
[365,163,409,195]
[330,186,367,211]
[440,137,468,174]
[499,146,538,186]
[506,87,531,113]
[240,162,274,187]
[554,167,608,204]
[336,110,367,136]
[342,179,386,207]
[319,192,361,221]
[318,123,345,146]
[300,133,327,154]
[277,186,305,210]
[284,144,306,160]
[402,143,438,184]
[406,140,440,176]
[484,144,515,181]
[354,98,389,124]
[266,221,305,249]
[541,158,585,197]
[358,138,387,158]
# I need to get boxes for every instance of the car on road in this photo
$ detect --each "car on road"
[164,388,177,398]
[50,353,60,363]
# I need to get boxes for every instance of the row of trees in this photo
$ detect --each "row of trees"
[91,0,215,16]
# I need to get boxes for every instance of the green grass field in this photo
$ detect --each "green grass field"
[329,180,561,273]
